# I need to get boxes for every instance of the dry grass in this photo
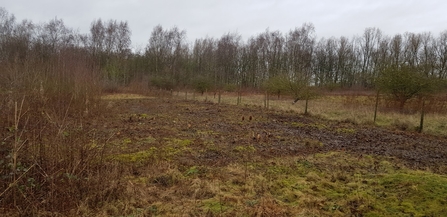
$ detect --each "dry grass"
[185,91,447,136]
[101,93,154,100]
[63,151,447,216]
[2,87,446,216]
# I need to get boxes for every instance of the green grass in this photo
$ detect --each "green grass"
[111,147,158,163]
[248,152,447,216]
[114,150,447,216]
[373,172,447,215]
[108,137,193,164]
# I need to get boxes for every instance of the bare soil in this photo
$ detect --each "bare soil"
[97,96,447,174]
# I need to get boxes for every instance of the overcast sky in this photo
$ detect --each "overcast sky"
[2,0,447,49]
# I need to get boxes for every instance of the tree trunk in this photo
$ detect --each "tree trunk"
[398,98,406,112]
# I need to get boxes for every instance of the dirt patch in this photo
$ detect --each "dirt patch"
[96,96,447,173]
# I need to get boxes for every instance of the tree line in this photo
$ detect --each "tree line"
[1,7,447,94]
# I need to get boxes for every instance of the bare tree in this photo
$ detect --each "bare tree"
[90,19,105,56]
[435,31,447,79]
[358,27,382,87]
[336,36,357,87]
[390,34,404,68]
[146,25,188,87]
[403,32,422,67]
[216,32,241,85]
[242,37,261,87]
[285,23,316,82]
[40,18,73,53]
[420,32,437,76]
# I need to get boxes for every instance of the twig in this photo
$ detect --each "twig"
[0,164,36,199]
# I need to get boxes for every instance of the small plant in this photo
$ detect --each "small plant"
[185,166,199,176]
[391,119,411,131]
[192,77,213,95]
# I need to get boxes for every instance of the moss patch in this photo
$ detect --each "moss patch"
[111,147,157,164]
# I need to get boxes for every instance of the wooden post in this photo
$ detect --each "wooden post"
[267,92,270,109]
[374,91,379,123]
[237,91,241,105]
[265,91,270,109]
[264,91,267,108]
[304,96,309,115]
[419,99,425,133]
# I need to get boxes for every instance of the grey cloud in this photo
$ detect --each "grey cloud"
[2,0,446,47]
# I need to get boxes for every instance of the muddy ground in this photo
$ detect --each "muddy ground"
[94,96,447,174]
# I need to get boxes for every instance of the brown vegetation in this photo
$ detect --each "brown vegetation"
[1,7,447,216]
